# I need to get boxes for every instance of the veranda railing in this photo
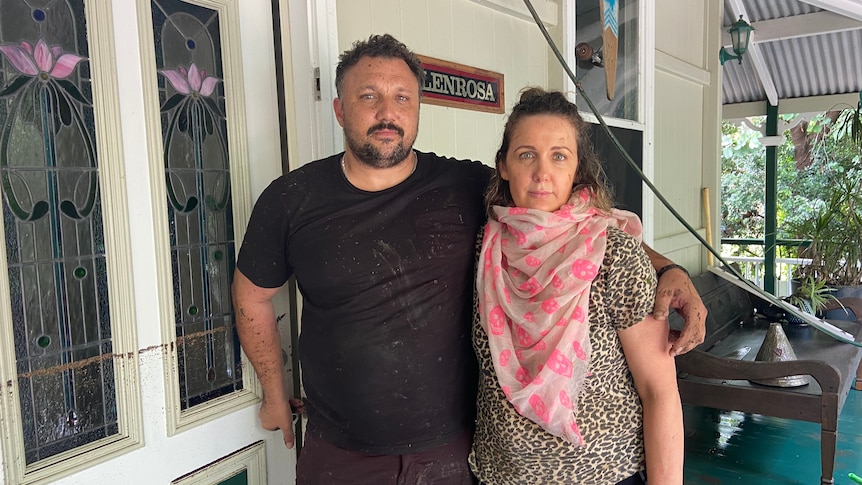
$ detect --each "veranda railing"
[721,238,811,298]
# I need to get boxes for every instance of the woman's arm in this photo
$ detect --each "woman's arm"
[619,315,684,484]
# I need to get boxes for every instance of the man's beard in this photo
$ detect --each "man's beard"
[346,122,414,169]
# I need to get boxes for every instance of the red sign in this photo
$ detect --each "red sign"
[417,55,504,114]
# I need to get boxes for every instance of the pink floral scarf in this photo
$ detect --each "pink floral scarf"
[477,189,643,445]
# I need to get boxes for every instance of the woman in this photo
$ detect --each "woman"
[469,87,683,485]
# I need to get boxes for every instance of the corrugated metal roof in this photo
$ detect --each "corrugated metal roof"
[721,0,862,108]
[725,0,819,23]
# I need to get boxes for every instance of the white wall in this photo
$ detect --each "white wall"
[652,0,722,272]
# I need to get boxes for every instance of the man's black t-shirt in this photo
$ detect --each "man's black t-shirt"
[236,151,492,454]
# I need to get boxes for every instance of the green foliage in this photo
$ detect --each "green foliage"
[720,120,816,252]
[833,100,862,148]
[788,275,842,314]
[789,172,862,285]
[722,107,862,285]
[721,123,767,244]
[785,111,862,285]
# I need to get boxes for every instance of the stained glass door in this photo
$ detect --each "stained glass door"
[0,0,297,483]
[0,0,131,470]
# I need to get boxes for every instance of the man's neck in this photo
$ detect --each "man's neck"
[341,151,417,192]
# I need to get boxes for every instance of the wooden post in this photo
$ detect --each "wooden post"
[702,187,714,266]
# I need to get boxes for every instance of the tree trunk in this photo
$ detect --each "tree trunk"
[790,110,842,170]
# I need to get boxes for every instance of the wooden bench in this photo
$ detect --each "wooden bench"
[671,271,862,485]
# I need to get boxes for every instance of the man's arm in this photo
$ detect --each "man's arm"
[232,269,295,448]
[642,243,707,356]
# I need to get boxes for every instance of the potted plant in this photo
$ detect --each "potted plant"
[787,275,844,318]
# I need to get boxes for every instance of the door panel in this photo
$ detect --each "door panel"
[139,0,261,436]
[0,0,296,483]
[0,1,142,482]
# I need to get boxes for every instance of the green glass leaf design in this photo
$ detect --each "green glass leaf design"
[19,86,36,125]
[56,79,91,106]
[0,76,31,98]
[183,196,199,212]
[202,97,224,119]
[160,93,186,112]
[60,200,83,220]
[204,194,217,211]
[178,105,189,133]
[57,90,73,126]
[27,200,50,221]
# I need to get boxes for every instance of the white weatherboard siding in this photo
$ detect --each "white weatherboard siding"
[653,0,722,271]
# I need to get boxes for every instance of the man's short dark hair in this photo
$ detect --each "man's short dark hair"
[335,34,424,97]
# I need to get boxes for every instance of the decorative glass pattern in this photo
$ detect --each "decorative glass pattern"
[152,0,242,409]
[0,0,117,463]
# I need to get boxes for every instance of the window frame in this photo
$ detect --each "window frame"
[134,0,260,436]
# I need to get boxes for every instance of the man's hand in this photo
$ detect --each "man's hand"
[653,266,707,356]
[289,397,306,415]
[259,395,297,448]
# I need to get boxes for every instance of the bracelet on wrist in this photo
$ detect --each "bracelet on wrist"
[656,263,689,280]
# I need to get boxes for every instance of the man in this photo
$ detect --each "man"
[232,34,706,484]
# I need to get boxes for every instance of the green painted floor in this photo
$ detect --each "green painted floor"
[683,387,862,484]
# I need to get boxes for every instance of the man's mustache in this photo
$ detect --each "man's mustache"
[367,123,404,137]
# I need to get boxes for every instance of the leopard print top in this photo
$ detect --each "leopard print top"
[469,226,657,485]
